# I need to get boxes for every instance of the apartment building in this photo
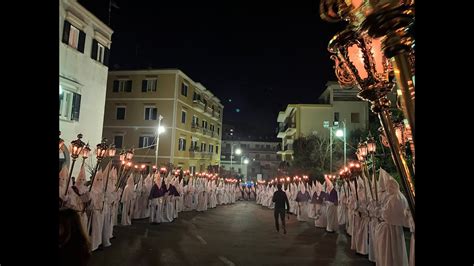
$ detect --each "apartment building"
[59,0,113,174]
[102,69,223,173]
[220,140,280,180]
[277,82,369,161]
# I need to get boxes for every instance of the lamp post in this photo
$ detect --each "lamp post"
[326,26,415,219]
[335,120,347,166]
[155,115,164,167]
[88,138,109,192]
[230,144,241,175]
[65,134,86,196]
[365,135,378,201]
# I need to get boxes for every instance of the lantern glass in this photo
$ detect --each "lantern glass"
[360,143,368,157]
[348,44,368,79]
[350,0,363,8]
[367,138,376,153]
[395,124,404,144]
[370,37,387,78]
[108,146,116,157]
[82,145,91,159]
[126,150,134,160]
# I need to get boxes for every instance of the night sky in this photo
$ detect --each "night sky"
[78,0,345,138]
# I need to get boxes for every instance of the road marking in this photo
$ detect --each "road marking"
[218,256,235,266]
[195,234,207,245]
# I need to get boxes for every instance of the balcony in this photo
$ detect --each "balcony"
[277,122,296,138]
[191,123,200,132]
[192,100,206,112]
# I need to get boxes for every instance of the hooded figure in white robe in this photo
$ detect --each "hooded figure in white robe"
[72,164,90,234]
[336,182,347,226]
[90,170,105,251]
[313,182,327,228]
[100,163,114,248]
[107,167,119,238]
[295,183,311,221]
[143,174,153,218]
[375,178,410,266]
[325,177,338,232]
[120,174,136,226]
[162,175,175,222]
[353,177,370,255]
[368,168,389,262]
[149,174,165,224]
[59,165,70,204]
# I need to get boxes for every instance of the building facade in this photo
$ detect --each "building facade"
[277,82,369,161]
[102,69,223,173]
[220,140,280,180]
[60,0,113,173]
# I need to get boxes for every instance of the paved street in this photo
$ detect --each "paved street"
[89,201,373,266]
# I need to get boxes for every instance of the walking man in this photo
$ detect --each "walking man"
[272,183,290,234]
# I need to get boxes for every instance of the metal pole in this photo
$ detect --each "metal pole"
[330,127,333,173]
[155,115,163,167]
[230,144,233,173]
[343,121,347,166]
[64,159,77,196]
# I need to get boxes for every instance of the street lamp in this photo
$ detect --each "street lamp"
[65,134,86,196]
[81,143,91,166]
[230,144,241,175]
[335,120,347,166]
[155,115,164,166]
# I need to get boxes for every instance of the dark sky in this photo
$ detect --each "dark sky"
[78,0,345,138]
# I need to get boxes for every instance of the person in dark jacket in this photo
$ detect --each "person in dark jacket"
[272,183,290,234]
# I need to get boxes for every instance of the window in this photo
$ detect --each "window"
[266,154,271,160]
[113,80,132,92]
[181,110,186,124]
[190,166,196,175]
[59,89,81,121]
[203,99,208,109]
[139,136,155,149]
[142,79,157,92]
[209,144,213,153]
[116,107,126,120]
[216,146,219,154]
[334,112,340,122]
[255,154,260,159]
[351,112,360,123]
[114,136,123,148]
[181,83,188,96]
[62,21,85,53]
[202,120,208,129]
[210,124,214,132]
[266,144,270,149]
[201,143,206,152]
[178,138,187,151]
[91,40,109,66]
[192,115,199,127]
[144,107,158,120]
[190,140,198,151]
[217,128,220,135]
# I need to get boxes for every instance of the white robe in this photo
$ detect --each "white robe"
[150,197,164,223]
[374,187,410,266]
[326,201,338,232]
[89,190,104,251]
[120,185,135,226]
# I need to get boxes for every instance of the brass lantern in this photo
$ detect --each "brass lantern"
[108,144,116,157]
[358,142,368,158]
[81,143,91,160]
[70,134,86,160]
[96,139,109,161]
[125,148,134,161]
[119,150,126,161]
[366,136,376,154]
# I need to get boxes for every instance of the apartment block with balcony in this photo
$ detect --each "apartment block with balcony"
[220,140,281,180]
[59,0,113,175]
[276,81,369,162]
[102,69,223,173]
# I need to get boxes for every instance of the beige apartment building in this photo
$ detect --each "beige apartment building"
[102,69,223,173]
[277,81,369,161]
